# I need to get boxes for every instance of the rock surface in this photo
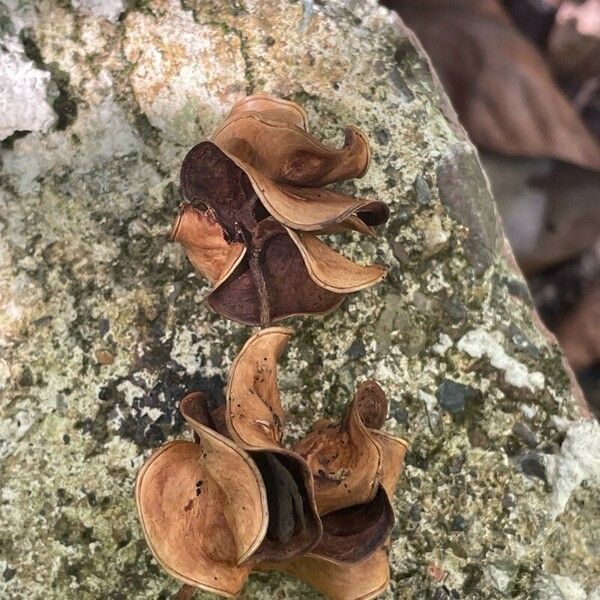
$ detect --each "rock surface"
[0,7,56,141]
[0,0,598,599]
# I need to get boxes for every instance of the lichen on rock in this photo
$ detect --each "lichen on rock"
[0,0,597,599]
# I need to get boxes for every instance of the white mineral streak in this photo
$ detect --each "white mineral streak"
[552,575,587,600]
[140,407,166,423]
[71,0,125,22]
[588,585,600,600]
[520,403,539,420]
[432,332,453,355]
[0,34,56,140]
[2,97,140,195]
[545,420,600,516]
[116,380,146,407]
[417,389,437,411]
[0,410,34,460]
[486,566,511,593]
[424,214,450,251]
[457,328,545,391]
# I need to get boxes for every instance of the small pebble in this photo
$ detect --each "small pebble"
[468,426,490,449]
[408,503,421,522]
[95,349,114,365]
[427,563,446,583]
[502,492,515,510]
[144,306,159,321]
[436,379,477,413]
[391,240,410,264]
[449,454,465,474]
[512,422,538,448]
[424,214,449,253]
[346,340,366,359]
[450,514,467,531]
[98,318,110,336]
[414,174,432,205]
[520,453,547,482]
[392,405,409,424]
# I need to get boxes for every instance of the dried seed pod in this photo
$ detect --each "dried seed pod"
[212,94,370,188]
[226,327,291,449]
[172,95,390,327]
[286,228,387,293]
[293,380,407,564]
[226,94,309,129]
[314,484,395,563]
[263,381,409,594]
[169,204,246,286]
[352,380,409,498]
[136,331,409,600]
[135,419,268,596]
[353,378,389,429]
[260,546,391,600]
[225,327,323,561]
[374,429,410,498]
[292,391,383,516]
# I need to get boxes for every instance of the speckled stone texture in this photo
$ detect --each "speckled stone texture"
[0,1,598,599]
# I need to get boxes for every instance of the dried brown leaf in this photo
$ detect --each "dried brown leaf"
[547,0,600,81]
[555,281,600,370]
[391,0,600,170]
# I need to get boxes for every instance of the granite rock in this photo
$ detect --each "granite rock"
[0,1,597,599]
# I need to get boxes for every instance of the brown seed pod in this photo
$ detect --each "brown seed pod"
[169,205,245,286]
[314,484,395,563]
[259,547,391,600]
[293,380,408,563]
[293,379,401,514]
[171,94,389,327]
[292,390,384,516]
[225,327,323,562]
[135,418,268,596]
[213,95,371,188]
[136,330,409,599]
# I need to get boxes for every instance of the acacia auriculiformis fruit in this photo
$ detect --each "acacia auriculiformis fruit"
[135,414,267,596]
[261,380,408,600]
[136,328,408,599]
[170,94,390,327]
[139,95,405,600]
